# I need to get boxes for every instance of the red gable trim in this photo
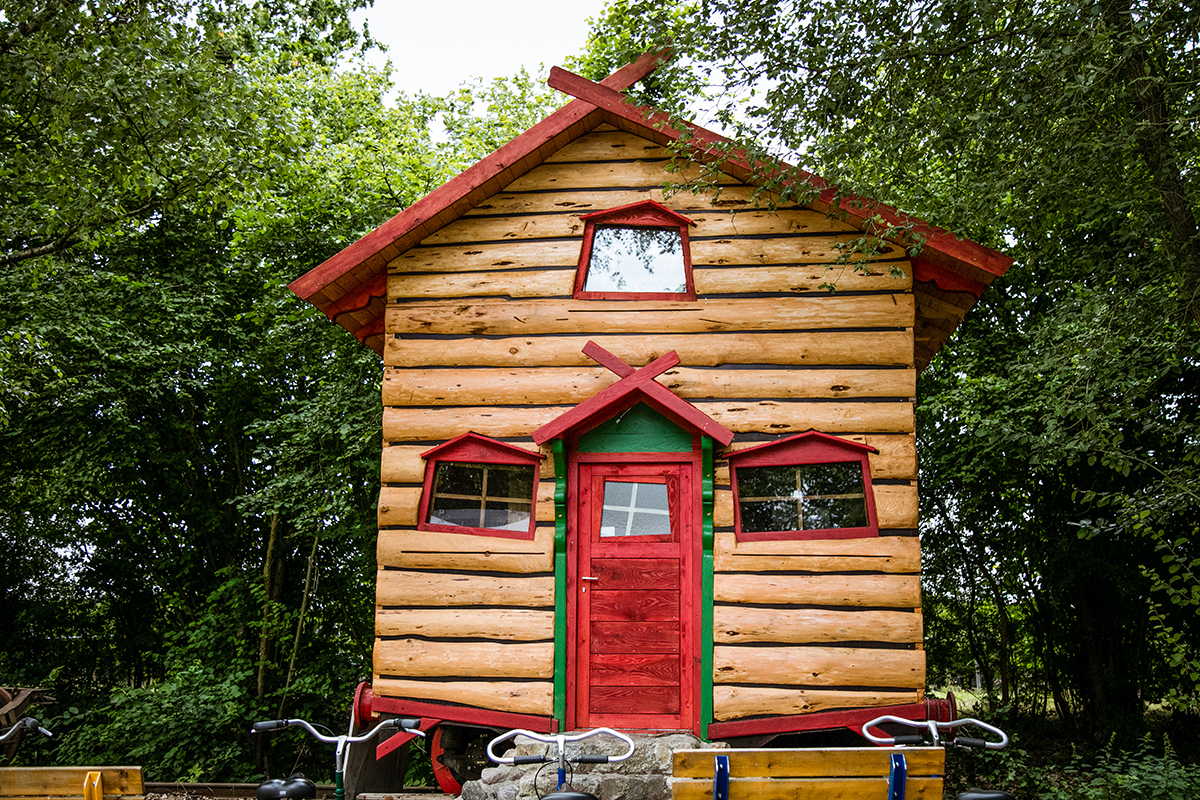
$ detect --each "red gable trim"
[290,51,670,310]
[912,257,991,297]
[726,430,878,463]
[532,343,734,446]
[546,66,1013,282]
[580,199,697,227]
[419,431,545,462]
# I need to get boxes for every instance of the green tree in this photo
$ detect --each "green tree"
[583,0,1200,736]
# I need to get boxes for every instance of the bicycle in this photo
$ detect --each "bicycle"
[486,727,635,800]
[861,714,1015,800]
[1,716,53,743]
[251,716,423,800]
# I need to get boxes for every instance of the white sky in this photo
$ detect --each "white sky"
[350,0,613,98]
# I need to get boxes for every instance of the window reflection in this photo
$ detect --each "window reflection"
[583,226,687,294]
[737,463,867,532]
[599,480,671,537]
[429,462,535,532]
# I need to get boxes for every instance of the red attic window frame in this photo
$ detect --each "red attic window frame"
[727,431,879,542]
[573,200,697,300]
[417,433,545,541]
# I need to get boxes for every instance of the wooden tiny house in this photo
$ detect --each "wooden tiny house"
[290,52,1011,787]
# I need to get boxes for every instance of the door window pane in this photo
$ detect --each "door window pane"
[600,480,671,537]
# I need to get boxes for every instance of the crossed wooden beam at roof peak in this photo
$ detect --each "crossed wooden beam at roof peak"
[532,341,734,446]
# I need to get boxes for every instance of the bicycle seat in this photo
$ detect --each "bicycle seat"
[256,773,317,800]
[956,790,1016,800]
[540,791,598,800]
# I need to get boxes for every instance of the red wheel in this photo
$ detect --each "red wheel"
[429,725,463,795]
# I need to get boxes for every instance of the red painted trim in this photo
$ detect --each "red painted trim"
[534,342,732,447]
[706,701,933,740]
[419,432,545,462]
[728,432,879,542]
[912,257,990,297]
[321,272,388,322]
[546,66,1013,282]
[725,431,877,463]
[428,726,461,795]
[416,433,544,542]
[370,695,558,732]
[289,51,669,305]
[353,312,385,345]
[580,199,697,227]
[375,717,438,760]
[582,340,636,377]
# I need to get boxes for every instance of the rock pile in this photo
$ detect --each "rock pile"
[461,732,725,800]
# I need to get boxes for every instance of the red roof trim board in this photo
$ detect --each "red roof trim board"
[532,342,735,446]
[289,52,1012,358]
[419,431,546,462]
[289,50,669,332]
[545,65,1013,281]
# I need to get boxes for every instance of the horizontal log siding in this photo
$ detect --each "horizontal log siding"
[375,127,922,718]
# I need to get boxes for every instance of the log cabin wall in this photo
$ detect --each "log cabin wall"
[374,124,924,728]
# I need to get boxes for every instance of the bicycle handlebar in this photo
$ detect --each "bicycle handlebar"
[487,727,635,765]
[0,717,53,743]
[861,715,1009,750]
[250,717,424,742]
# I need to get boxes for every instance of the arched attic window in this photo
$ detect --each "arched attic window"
[573,200,697,300]
[727,431,879,542]
[417,433,544,541]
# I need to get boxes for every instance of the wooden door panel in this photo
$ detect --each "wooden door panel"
[589,685,682,714]
[590,589,680,621]
[590,653,680,685]
[588,558,680,589]
[590,620,681,653]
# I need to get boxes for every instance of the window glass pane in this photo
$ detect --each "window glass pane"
[600,480,671,537]
[428,462,535,532]
[584,227,687,294]
[738,462,866,533]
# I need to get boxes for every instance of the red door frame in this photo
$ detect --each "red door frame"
[566,450,702,733]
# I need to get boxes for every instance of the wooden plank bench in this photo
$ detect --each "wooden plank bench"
[0,767,143,800]
[672,748,945,800]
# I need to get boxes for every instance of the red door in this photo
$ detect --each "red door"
[574,462,696,730]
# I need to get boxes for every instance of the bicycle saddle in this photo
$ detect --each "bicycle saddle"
[540,791,599,800]
[256,773,317,800]
[956,791,1017,800]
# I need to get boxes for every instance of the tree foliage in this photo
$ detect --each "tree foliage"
[0,0,564,778]
[585,0,1200,737]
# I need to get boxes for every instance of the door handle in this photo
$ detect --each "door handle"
[581,576,599,581]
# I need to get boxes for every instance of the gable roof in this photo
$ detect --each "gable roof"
[290,52,1012,371]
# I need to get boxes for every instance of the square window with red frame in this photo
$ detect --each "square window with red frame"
[417,433,544,540]
[728,431,879,541]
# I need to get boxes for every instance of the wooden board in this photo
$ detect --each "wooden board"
[384,331,915,369]
[375,570,553,607]
[371,677,552,716]
[375,608,554,640]
[383,402,913,443]
[713,606,922,644]
[378,527,552,557]
[672,747,945,777]
[381,367,916,407]
[382,442,555,484]
[713,574,921,608]
[711,686,923,721]
[714,534,920,573]
[375,639,553,678]
[418,208,881,246]
[672,777,942,800]
[375,549,552,573]
[461,185,848,218]
[541,129,676,162]
[0,767,144,797]
[712,645,926,687]
[500,160,739,192]
[384,296,915,336]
